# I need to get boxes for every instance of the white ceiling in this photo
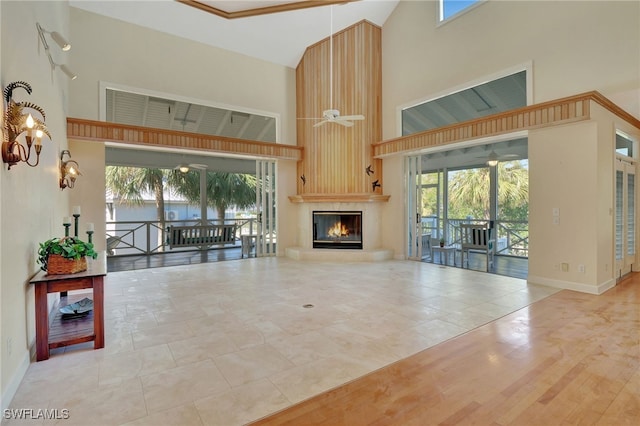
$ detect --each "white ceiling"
[69,0,400,68]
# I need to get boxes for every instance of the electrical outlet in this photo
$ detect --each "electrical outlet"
[561,263,569,272]
[578,264,585,273]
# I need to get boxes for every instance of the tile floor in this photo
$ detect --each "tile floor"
[6,257,558,425]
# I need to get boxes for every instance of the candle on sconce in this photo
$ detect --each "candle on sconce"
[86,223,94,232]
[73,206,81,215]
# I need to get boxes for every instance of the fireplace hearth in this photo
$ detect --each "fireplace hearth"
[313,211,362,249]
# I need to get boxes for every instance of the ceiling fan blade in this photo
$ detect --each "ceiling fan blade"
[334,119,354,127]
[337,114,364,121]
[189,163,208,169]
[313,120,329,128]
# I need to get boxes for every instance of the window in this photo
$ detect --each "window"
[401,71,526,136]
[616,131,635,158]
[105,88,277,143]
[440,0,481,22]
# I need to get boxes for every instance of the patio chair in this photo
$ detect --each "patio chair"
[106,236,121,255]
[460,223,495,272]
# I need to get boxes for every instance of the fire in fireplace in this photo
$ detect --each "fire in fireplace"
[313,211,363,249]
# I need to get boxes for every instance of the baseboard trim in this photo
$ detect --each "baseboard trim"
[527,275,615,295]
[1,350,30,411]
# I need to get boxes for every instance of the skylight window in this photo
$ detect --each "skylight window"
[440,0,481,21]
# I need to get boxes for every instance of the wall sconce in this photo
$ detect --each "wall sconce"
[59,150,81,189]
[2,81,51,169]
[36,23,77,80]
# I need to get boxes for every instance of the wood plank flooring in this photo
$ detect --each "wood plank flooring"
[250,273,640,425]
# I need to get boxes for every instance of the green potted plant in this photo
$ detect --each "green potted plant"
[439,237,445,247]
[37,236,98,274]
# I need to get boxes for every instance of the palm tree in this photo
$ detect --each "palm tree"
[448,166,491,219]
[168,170,257,221]
[105,166,168,248]
[448,161,529,220]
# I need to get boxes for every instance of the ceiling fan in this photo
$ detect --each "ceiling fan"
[299,5,365,128]
[174,163,207,173]
[479,150,520,166]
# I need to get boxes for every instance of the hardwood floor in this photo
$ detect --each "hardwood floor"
[251,273,640,425]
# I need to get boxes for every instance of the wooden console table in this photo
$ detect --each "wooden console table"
[29,254,106,361]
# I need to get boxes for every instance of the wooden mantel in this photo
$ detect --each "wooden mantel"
[288,194,390,203]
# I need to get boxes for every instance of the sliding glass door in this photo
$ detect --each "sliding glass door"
[256,160,276,257]
[406,155,423,260]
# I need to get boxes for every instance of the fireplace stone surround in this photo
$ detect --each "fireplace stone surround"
[285,202,394,261]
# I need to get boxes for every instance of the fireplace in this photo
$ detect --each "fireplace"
[313,211,363,249]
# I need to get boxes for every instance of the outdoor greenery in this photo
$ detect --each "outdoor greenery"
[169,170,257,220]
[105,166,257,226]
[421,161,529,222]
[37,237,98,272]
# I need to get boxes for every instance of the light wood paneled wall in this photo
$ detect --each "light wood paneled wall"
[67,118,302,160]
[295,20,383,200]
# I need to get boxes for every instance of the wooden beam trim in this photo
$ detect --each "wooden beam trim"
[176,0,358,20]
[67,118,302,161]
[373,91,640,158]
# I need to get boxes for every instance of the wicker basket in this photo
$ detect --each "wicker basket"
[47,254,87,275]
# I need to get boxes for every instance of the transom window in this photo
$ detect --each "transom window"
[440,0,482,22]
[616,131,635,158]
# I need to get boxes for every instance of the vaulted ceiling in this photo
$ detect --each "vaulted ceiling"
[81,0,528,171]
[69,0,400,68]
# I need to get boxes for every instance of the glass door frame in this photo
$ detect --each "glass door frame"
[406,155,423,260]
[256,160,277,257]
[614,155,636,279]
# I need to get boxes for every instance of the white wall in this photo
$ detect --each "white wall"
[382,1,639,139]
[380,0,640,265]
[68,140,106,251]
[528,120,604,293]
[1,0,72,409]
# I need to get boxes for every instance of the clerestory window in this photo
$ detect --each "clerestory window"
[440,0,482,22]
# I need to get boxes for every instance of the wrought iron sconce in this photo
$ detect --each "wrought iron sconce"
[59,150,81,189]
[2,81,51,169]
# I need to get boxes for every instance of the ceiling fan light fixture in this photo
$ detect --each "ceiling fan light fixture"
[178,164,190,173]
[486,151,499,167]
